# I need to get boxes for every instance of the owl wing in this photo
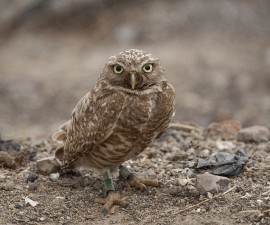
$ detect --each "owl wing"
[154,82,175,139]
[52,81,128,166]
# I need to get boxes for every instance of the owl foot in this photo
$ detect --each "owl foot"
[119,165,160,191]
[95,191,128,214]
[127,174,159,191]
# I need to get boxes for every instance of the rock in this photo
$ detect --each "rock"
[237,126,269,143]
[14,202,24,209]
[24,197,38,207]
[196,173,230,194]
[39,217,46,222]
[28,183,39,191]
[207,192,213,199]
[206,120,241,140]
[176,178,188,186]
[49,173,60,182]
[142,169,156,179]
[0,173,6,182]
[0,151,27,169]
[51,196,65,208]
[216,141,234,150]
[0,181,14,191]
[201,149,210,157]
[36,157,61,175]
[25,172,38,182]
[181,168,194,177]
[170,147,188,161]
[79,175,91,187]
[0,139,21,151]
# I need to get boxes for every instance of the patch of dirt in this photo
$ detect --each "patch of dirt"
[0,1,270,224]
[0,129,269,224]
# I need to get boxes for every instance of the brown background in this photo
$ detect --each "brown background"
[0,0,270,139]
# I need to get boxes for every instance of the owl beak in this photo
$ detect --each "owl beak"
[130,73,137,89]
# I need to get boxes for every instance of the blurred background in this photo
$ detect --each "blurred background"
[0,0,270,139]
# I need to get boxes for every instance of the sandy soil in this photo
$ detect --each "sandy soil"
[0,2,270,224]
[0,128,269,225]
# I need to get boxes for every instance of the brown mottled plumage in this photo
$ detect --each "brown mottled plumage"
[53,49,175,212]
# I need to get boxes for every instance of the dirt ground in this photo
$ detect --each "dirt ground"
[0,1,270,224]
[0,127,270,225]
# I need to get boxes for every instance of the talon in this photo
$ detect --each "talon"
[127,174,160,191]
[119,165,160,191]
[95,191,128,213]
[128,174,146,191]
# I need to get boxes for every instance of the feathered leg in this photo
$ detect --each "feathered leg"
[95,169,128,213]
[119,165,160,191]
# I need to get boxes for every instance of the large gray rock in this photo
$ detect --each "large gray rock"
[196,173,230,195]
[36,157,61,175]
[237,126,269,143]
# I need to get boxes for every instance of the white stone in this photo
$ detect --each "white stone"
[196,173,230,194]
[24,197,38,207]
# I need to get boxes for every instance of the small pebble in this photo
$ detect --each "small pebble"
[28,183,38,191]
[177,178,188,186]
[207,192,213,199]
[166,164,174,170]
[187,148,195,154]
[180,198,186,204]
[49,173,60,182]
[181,168,194,177]
[171,168,183,173]
[0,174,6,182]
[188,161,196,168]
[201,149,210,157]
[216,141,234,150]
[257,199,263,205]
[39,217,46,222]
[14,202,24,209]
[24,197,38,207]
[25,172,38,182]
[142,169,157,179]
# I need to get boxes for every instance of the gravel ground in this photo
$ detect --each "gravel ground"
[0,2,270,224]
[0,127,269,225]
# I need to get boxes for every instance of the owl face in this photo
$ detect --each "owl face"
[101,49,166,90]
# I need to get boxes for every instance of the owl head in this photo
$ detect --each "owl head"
[101,49,166,90]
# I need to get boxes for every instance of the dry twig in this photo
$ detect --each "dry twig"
[169,123,203,133]
[167,186,236,215]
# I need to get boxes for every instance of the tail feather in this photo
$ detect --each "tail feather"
[52,122,69,142]
[55,145,65,161]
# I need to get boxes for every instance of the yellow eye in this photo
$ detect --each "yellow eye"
[113,65,124,74]
[143,64,153,73]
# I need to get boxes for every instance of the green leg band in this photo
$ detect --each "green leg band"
[104,178,115,193]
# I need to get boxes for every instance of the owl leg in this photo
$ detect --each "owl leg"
[94,169,128,213]
[119,165,159,191]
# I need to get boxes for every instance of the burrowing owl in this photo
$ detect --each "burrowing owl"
[53,49,175,212]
